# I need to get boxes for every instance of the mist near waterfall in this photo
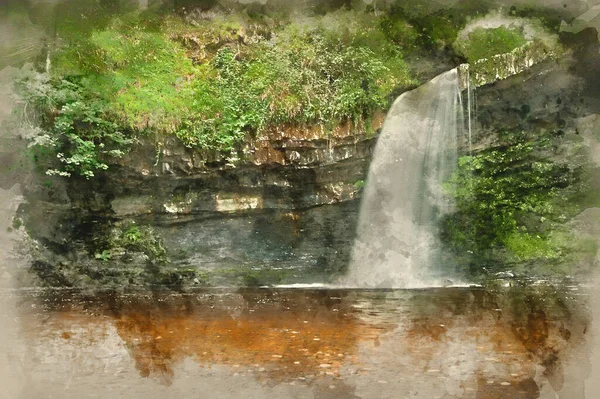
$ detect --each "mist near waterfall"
[344,69,466,288]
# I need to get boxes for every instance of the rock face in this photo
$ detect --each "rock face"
[102,114,385,217]
[457,40,561,90]
[18,29,600,289]
[18,113,385,289]
[458,29,600,276]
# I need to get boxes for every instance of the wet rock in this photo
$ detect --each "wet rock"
[19,29,600,289]
[21,118,372,288]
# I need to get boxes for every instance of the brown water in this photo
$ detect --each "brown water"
[0,285,594,399]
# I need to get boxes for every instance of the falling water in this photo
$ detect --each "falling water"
[343,68,467,288]
[467,68,472,154]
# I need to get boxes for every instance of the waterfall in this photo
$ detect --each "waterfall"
[343,68,467,288]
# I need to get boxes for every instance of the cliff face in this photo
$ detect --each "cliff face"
[448,29,600,276]
[104,113,385,217]
[17,29,600,289]
[17,112,385,289]
[457,40,561,90]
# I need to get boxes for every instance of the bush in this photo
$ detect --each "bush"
[174,10,416,148]
[18,74,135,178]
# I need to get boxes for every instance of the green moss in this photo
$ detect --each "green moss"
[353,179,366,189]
[503,232,560,261]
[455,26,528,63]
[469,39,558,87]
[103,221,169,264]
[441,131,583,273]
[419,15,462,48]
[380,3,491,53]
[380,15,421,51]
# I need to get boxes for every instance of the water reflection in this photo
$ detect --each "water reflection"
[16,286,590,398]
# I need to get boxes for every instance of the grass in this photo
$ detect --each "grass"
[21,9,418,178]
[52,14,197,133]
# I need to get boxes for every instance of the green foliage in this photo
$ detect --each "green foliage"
[175,48,269,149]
[18,74,134,178]
[22,9,416,176]
[53,15,196,132]
[52,0,116,39]
[417,15,462,48]
[102,222,169,264]
[123,225,143,243]
[442,131,581,269]
[454,26,528,62]
[380,16,421,51]
[255,23,413,121]
[94,250,112,262]
[353,179,365,189]
[503,232,560,261]
[11,217,23,230]
[175,10,415,148]
[381,6,472,52]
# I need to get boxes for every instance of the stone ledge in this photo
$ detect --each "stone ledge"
[458,41,562,90]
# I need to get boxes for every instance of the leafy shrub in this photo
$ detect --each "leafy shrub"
[18,74,135,178]
[174,11,416,148]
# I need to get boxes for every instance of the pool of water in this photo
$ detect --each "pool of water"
[0,284,594,398]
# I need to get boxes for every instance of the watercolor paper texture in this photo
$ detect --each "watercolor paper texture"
[2,1,600,398]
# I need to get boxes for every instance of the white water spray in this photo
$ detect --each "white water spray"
[343,68,468,288]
